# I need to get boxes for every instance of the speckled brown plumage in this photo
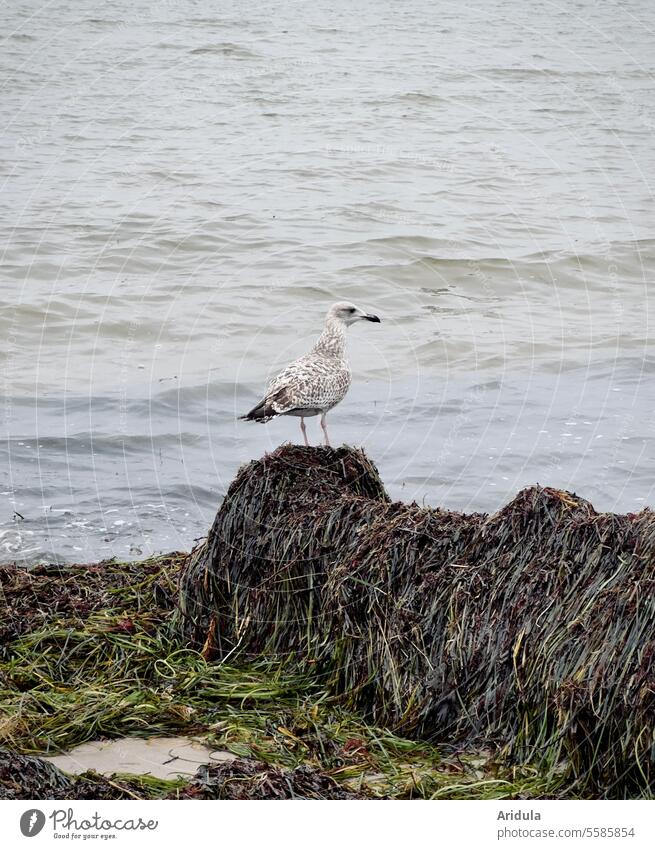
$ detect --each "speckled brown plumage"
[240,302,380,445]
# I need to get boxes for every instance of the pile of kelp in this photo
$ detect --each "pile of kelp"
[0,556,179,645]
[0,749,158,801]
[178,444,655,797]
[0,749,360,801]
[0,553,360,801]
[4,550,534,800]
[176,758,361,800]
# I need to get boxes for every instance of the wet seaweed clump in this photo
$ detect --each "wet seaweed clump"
[0,554,180,644]
[5,549,530,800]
[173,757,362,800]
[0,749,154,801]
[4,444,655,799]
[178,444,655,797]
[0,749,72,800]
[0,748,359,801]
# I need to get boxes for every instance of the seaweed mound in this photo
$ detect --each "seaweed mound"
[0,556,180,643]
[0,749,147,800]
[0,749,72,800]
[173,757,362,800]
[178,444,655,795]
[0,749,360,801]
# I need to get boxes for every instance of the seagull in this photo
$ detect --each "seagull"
[240,301,381,446]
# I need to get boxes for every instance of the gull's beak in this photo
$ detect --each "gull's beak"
[364,313,381,323]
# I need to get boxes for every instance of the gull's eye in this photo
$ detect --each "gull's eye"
[348,307,356,313]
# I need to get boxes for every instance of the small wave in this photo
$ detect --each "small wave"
[189,43,259,59]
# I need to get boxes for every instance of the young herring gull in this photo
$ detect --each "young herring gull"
[240,301,381,446]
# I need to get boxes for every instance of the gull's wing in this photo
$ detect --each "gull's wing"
[241,354,351,422]
[267,354,351,412]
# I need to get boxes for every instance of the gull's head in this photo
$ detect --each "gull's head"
[328,301,381,326]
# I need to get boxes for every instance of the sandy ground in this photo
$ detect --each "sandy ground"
[44,736,235,780]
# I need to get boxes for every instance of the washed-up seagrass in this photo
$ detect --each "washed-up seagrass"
[177,444,655,795]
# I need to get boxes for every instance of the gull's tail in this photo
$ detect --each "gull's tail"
[240,386,292,423]
[239,399,278,423]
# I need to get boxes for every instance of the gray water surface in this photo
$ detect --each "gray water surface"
[1,0,655,563]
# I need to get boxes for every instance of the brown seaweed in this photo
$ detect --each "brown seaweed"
[171,757,363,800]
[178,444,655,796]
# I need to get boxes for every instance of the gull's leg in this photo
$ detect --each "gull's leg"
[300,417,309,447]
[320,412,331,447]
